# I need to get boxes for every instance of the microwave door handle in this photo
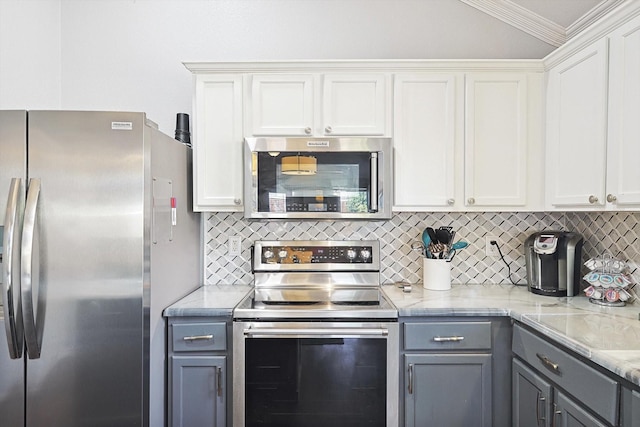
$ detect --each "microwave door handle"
[370,152,378,212]
[21,178,41,359]
[2,178,24,359]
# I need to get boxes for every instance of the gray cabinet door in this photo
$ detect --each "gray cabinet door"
[405,353,492,427]
[554,390,607,427]
[171,355,226,427]
[513,359,552,427]
[621,387,640,427]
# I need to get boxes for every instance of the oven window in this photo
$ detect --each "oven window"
[245,337,386,427]
[255,152,373,213]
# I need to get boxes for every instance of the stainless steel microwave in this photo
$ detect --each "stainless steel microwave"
[244,137,392,220]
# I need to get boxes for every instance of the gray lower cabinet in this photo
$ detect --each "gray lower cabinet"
[167,317,230,427]
[512,323,617,427]
[401,317,512,427]
[513,358,606,427]
[405,353,492,426]
[171,355,226,427]
[621,386,640,427]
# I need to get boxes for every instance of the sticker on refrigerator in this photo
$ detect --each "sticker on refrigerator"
[111,121,133,130]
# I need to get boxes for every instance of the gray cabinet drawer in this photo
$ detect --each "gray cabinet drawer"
[404,321,492,350]
[172,322,227,352]
[513,324,619,425]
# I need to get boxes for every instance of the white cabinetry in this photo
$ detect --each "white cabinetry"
[250,74,314,136]
[393,71,542,211]
[247,73,390,137]
[192,74,243,212]
[606,16,640,208]
[545,39,609,209]
[546,14,640,211]
[393,73,458,210]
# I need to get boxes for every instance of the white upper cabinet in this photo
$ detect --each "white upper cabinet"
[250,74,314,136]
[606,15,640,209]
[322,73,389,136]
[247,72,390,137]
[465,73,529,208]
[393,70,542,212]
[393,73,458,210]
[545,38,609,209]
[192,74,244,212]
[546,12,640,211]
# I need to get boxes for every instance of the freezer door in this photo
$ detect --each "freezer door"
[25,111,146,427]
[0,110,27,427]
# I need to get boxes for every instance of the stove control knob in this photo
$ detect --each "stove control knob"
[360,249,371,260]
[347,249,357,260]
[278,250,288,259]
[263,250,274,259]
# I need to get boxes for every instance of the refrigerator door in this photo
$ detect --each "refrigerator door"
[0,110,26,427]
[25,111,146,427]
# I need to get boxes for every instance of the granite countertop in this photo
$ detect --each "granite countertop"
[385,282,640,387]
[163,284,253,317]
[163,282,640,387]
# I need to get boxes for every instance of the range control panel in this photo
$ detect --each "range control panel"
[253,240,379,269]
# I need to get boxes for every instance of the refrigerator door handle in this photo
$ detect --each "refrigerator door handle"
[2,178,24,359]
[21,178,41,359]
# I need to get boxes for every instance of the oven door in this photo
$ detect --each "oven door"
[233,320,399,427]
[244,137,392,220]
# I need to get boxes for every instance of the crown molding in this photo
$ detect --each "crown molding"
[458,0,566,47]
[566,0,626,39]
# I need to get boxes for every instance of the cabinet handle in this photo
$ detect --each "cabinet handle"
[182,334,214,342]
[536,391,546,424]
[446,198,455,205]
[467,197,475,205]
[216,367,223,397]
[607,194,617,203]
[536,353,560,375]
[304,127,312,135]
[551,404,561,427]
[325,126,332,134]
[433,336,465,342]
[234,198,242,205]
[408,363,414,394]
[588,195,599,204]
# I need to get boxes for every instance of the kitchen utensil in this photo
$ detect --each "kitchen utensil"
[426,227,438,244]
[435,228,452,245]
[411,241,426,257]
[451,241,468,251]
[421,230,434,258]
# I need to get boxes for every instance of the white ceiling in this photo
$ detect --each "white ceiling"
[511,0,605,27]
[463,0,625,48]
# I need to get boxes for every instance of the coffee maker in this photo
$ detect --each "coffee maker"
[524,231,584,297]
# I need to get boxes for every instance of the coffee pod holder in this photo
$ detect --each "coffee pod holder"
[583,252,636,307]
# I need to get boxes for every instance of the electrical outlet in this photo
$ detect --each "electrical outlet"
[228,236,241,256]
[485,236,500,257]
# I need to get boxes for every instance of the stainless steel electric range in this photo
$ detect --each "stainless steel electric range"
[233,240,399,427]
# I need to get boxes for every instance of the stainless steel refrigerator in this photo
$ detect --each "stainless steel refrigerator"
[0,111,201,427]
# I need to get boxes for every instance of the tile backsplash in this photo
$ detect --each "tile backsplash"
[204,211,640,287]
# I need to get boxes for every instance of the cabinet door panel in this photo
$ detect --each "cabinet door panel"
[607,16,640,208]
[513,358,552,427]
[323,74,388,135]
[194,74,243,211]
[171,355,225,427]
[393,74,457,209]
[555,390,607,427]
[405,354,492,427]
[465,73,528,207]
[546,39,608,208]
[250,74,314,136]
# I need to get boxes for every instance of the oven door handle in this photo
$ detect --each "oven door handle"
[243,327,388,338]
